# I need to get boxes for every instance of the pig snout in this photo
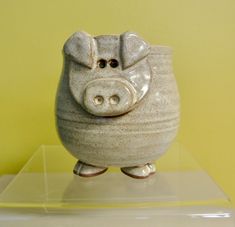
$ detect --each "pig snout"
[83,78,137,117]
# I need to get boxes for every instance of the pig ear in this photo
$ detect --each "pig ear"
[120,32,150,69]
[63,31,96,69]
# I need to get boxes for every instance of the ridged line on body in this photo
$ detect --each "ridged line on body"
[58,123,178,136]
[57,119,179,133]
[56,112,180,125]
[61,133,172,150]
[57,118,180,132]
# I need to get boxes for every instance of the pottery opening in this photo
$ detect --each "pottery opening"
[97,59,107,68]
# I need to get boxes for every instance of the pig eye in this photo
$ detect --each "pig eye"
[109,59,119,68]
[97,59,107,68]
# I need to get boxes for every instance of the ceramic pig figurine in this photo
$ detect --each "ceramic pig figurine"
[56,31,180,179]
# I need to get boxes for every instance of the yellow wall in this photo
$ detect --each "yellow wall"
[0,0,234,204]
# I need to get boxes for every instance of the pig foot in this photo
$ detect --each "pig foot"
[121,163,156,179]
[73,161,108,177]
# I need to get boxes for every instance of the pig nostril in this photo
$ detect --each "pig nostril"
[109,95,120,105]
[94,96,104,105]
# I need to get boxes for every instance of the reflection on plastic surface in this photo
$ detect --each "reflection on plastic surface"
[190,212,231,218]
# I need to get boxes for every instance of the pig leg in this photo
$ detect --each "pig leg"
[73,160,108,177]
[121,163,156,179]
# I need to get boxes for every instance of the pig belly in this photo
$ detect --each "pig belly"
[56,112,179,167]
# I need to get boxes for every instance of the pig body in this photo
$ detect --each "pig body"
[56,32,180,178]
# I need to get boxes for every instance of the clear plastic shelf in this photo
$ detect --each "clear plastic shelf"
[0,142,232,213]
[1,143,235,226]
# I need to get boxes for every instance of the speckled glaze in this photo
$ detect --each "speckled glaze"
[56,31,180,178]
